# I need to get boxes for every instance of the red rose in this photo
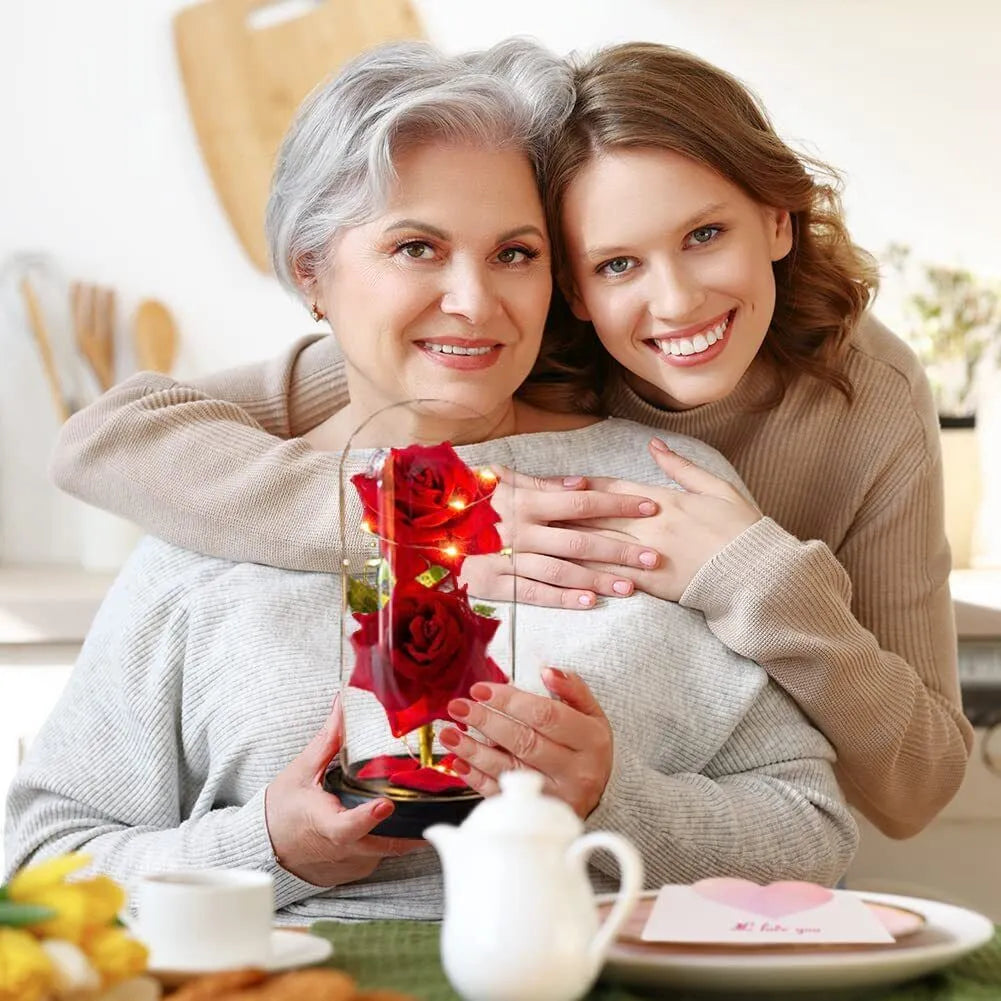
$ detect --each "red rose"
[348,580,507,737]
[351,442,501,581]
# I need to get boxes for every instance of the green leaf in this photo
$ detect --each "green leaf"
[0,901,57,926]
[347,576,379,614]
[472,603,496,617]
[416,565,449,587]
[0,885,8,901]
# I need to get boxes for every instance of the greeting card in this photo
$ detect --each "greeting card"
[642,879,895,946]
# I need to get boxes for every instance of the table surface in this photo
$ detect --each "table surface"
[306,918,1001,1001]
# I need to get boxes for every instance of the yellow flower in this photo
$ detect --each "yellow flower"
[9,858,125,943]
[82,926,149,985]
[5,853,89,899]
[0,927,54,1001]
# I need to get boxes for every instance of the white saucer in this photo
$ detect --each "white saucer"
[597,891,994,994]
[150,930,333,987]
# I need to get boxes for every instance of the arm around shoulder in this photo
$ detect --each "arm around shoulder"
[49,335,351,572]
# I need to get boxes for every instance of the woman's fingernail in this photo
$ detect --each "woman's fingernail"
[451,758,471,776]
[469,683,493,702]
[639,551,658,567]
[440,727,461,748]
[612,580,631,595]
[449,699,471,719]
[546,667,568,681]
[649,437,670,453]
[638,501,657,515]
[372,800,394,820]
[563,476,585,487]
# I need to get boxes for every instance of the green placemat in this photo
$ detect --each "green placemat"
[311,920,1001,1001]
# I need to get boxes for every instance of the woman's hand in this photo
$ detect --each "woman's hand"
[572,439,762,602]
[459,469,662,609]
[440,669,613,819]
[265,695,423,886]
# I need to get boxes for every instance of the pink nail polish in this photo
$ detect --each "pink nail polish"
[440,728,461,748]
[451,758,471,776]
[563,476,585,487]
[612,580,631,595]
[469,683,492,702]
[449,700,471,719]
[638,501,657,515]
[639,551,658,567]
[578,593,595,607]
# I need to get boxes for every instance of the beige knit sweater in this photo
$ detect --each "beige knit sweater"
[9,421,857,917]
[50,314,971,838]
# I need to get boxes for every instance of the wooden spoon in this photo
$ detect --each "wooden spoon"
[132,299,178,374]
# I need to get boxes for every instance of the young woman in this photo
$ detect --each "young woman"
[7,40,855,919]
[50,42,969,841]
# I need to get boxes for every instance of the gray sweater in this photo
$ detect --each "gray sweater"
[6,419,856,921]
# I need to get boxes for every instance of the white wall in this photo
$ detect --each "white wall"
[1,0,998,562]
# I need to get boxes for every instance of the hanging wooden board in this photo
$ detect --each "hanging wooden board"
[174,0,423,272]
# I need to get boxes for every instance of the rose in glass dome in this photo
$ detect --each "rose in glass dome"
[351,442,501,581]
[348,579,507,737]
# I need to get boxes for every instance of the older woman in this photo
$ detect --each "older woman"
[6,41,855,920]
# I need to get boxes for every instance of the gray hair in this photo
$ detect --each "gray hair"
[265,38,575,300]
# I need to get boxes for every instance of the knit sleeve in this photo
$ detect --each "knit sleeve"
[3,545,322,909]
[679,445,973,838]
[49,335,350,572]
[585,682,857,888]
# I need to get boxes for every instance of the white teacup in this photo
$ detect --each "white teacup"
[133,869,274,971]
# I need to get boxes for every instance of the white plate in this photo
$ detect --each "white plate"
[598,891,994,995]
[150,930,332,987]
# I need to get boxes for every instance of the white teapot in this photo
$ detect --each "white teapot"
[425,770,643,1001]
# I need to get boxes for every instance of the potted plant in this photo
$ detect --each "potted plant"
[884,245,1001,567]
[884,244,1001,427]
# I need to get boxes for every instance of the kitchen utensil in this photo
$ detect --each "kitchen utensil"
[132,299,178,373]
[20,276,71,422]
[173,0,423,271]
[72,282,116,391]
[0,253,85,420]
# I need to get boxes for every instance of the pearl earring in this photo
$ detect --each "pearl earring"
[310,303,324,322]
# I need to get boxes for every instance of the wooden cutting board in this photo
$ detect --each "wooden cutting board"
[174,0,423,272]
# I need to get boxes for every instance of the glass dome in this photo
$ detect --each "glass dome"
[323,401,517,838]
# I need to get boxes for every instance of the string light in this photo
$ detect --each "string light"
[442,544,460,559]
[477,468,497,483]
[448,497,467,510]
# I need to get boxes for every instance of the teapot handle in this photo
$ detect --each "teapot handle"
[566,831,644,967]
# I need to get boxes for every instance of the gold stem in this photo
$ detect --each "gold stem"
[418,724,434,769]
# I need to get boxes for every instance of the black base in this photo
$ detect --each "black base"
[322,762,482,839]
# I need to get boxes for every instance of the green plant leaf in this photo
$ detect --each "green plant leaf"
[0,885,8,901]
[347,576,379,614]
[417,565,449,588]
[0,901,57,926]
[472,603,496,617]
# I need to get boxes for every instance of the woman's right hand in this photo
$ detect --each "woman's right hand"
[264,695,422,886]
[459,468,662,608]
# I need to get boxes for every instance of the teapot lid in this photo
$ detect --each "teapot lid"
[463,770,582,839]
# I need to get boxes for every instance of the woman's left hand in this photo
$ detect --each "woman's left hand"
[440,669,613,819]
[576,439,762,601]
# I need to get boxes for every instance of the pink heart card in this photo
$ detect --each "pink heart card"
[641,880,895,946]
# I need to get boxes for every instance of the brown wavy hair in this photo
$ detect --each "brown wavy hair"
[520,42,879,414]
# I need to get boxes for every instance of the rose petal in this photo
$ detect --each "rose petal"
[356,756,420,780]
[390,767,469,793]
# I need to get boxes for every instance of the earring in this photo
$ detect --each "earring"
[310,303,324,322]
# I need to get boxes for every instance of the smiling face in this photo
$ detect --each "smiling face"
[313,143,551,431]
[561,147,792,410]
